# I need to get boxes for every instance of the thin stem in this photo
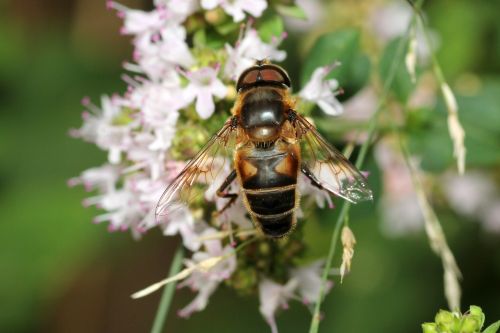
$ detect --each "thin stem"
[150,246,184,333]
[234,236,260,251]
[414,3,466,175]
[396,128,462,311]
[308,4,421,331]
[147,236,257,333]
[411,2,444,84]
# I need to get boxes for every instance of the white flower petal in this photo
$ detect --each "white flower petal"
[317,97,343,116]
[300,65,343,116]
[258,278,298,333]
[290,260,330,303]
[224,28,286,79]
[241,0,267,17]
[178,280,219,318]
[195,89,215,119]
[201,0,220,10]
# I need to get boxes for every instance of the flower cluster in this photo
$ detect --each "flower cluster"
[422,306,490,333]
[70,1,344,331]
[442,171,500,233]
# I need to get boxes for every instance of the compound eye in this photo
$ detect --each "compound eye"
[260,68,285,83]
[240,69,259,86]
[236,65,291,90]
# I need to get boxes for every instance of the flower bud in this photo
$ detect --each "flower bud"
[340,226,356,283]
[435,310,455,331]
[259,242,271,255]
[421,322,438,333]
[469,306,485,328]
[460,316,481,333]
[204,9,225,25]
[225,85,237,101]
[469,305,483,317]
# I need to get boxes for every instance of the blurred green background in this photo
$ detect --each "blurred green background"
[1,0,499,332]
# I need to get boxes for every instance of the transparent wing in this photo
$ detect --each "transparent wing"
[294,112,373,203]
[155,118,237,218]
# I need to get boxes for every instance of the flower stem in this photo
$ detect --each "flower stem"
[398,136,462,311]
[150,246,184,333]
[413,2,466,175]
[308,4,421,331]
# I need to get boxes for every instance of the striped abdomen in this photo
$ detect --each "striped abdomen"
[236,142,300,238]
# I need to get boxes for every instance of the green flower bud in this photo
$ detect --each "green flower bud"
[469,306,483,317]
[171,123,209,160]
[460,316,481,333]
[226,268,258,296]
[185,15,206,34]
[422,323,439,333]
[259,242,271,255]
[435,310,454,326]
[469,306,485,328]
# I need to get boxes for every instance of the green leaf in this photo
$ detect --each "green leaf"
[430,1,485,77]
[193,29,206,48]
[407,79,500,172]
[258,15,284,43]
[215,20,239,35]
[349,53,371,96]
[452,79,500,167]
[205,29,225,49]
[302,29,370,96]
[483,321,500,333]
[274,4,307,19]
[407,108,454,173]
[379,37,415,103]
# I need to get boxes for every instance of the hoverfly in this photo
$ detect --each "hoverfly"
[156,61,372,238]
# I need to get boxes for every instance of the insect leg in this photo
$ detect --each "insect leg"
[214,169,238,216]
[301,163,325,191]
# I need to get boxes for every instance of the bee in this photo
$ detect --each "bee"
[156,61,372,238]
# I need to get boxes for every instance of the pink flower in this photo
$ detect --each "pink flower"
[342,87,377,121]
[183,66,227,119]
[369,2,434,61]
[125,132,165,180]
[126,79,185,159]
[258,278,298,333]
[224,28,286,80]
[201,0,267,22]
[160,206,202,251]
[369,2,412,43]
[86,187,145,233]
[374,139,424,236]
[299,63,344,116]
[71,95,136,164]
[133,25,195,80]
[290,260,332,304]
[442,171,500,233]
[482,201,500,233]
[178,228,237,317]
[68,164,121,193]
[258,262,333,332]
[284,0,323,32]
[111,3,167,36]
[442,171,496,218]
[154,0,199,24]
[110,0,197,36]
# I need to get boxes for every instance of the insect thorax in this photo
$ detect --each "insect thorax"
[240,88,286,142]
